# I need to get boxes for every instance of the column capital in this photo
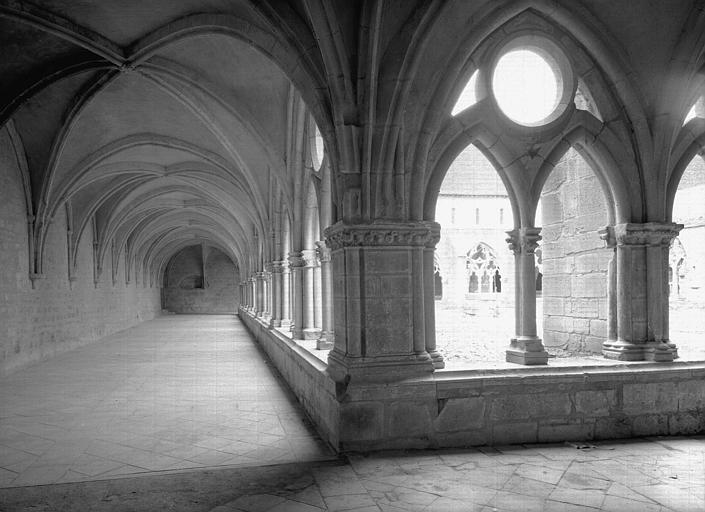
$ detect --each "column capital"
[288,251,306,268]
[613,222,683,246]
[270,260,284,273]
[301,249,319,267]
[324,221,441,250]
[505,227,542,255]
[315,241,331,263]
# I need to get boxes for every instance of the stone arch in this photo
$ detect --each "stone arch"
[409,2,646,228]
[422,120,522,227]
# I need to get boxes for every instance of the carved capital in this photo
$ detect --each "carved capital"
[324,221,441,250]
[270,260,284,273]
[506,227,542,255]
[288,251,306,268]
[614,222,682,247]
[315,241,331,263]
[301,249,319,267]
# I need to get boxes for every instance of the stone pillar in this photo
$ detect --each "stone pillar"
[255,272,265,317]
[301,249,322,340]
[270,261,283,327]
[505,228,549,365]
[280,260,292,328]
[423,245,444,368]
[316,241,335,349]
[602,222,682,361]
[599,227,618,342]
[263,265,272,321]
[288,252,305,338]
[248,277,255,311]
[324,222,438,383]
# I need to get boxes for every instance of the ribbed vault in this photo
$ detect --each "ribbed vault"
[0,0,323,285]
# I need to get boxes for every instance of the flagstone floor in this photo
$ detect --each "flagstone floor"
[1,315,704,511]
[0,314,334,488]
[1,437,704,511]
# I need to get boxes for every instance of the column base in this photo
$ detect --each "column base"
[316,331,335,350]
[428,350,445,369]
[303,328,322,341]
[506,336,549,365]
[269,318,281,328]
[279,319,292,329]
[602,340,677,362]
[291,327,304,340]
[327,349,434,385]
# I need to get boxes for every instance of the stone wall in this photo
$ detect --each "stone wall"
[540,148,611,354]
[0,127,161,376]
[239,309,339,449]
[239,307,705,451]
[162,245,240,314]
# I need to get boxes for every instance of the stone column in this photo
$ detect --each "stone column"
[280,260,292,328]
[505,228,549,365]
[270,261,283,327]
[288,252,305,338]
[324,222,438,383]
[599,227,618,342]
[249,277,255,311]
[301,249,322,340]
[255,272,265,317]
[316,241,335,349]
[602,222,682,361]
[263,264,272,321]
[423,245,444,369]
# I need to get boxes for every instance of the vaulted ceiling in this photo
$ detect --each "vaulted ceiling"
[1,0,309,283]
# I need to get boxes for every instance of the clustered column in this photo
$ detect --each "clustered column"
[602,222,682,361]
[505,227,549,365]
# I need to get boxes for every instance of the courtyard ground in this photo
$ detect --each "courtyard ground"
[435,300,705,368]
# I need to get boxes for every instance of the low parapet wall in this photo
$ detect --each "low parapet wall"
[239,308,705,452]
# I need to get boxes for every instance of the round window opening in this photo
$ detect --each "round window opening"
[492,49,561,126]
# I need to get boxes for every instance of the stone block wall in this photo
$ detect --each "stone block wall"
[163,245,239,314]
[540,148,611,354]
[239,306,705,451]
[0,127,161,376]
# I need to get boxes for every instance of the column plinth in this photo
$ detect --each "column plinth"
[323,221,439,382]
[602,222,682,361]
[506,228,548,365]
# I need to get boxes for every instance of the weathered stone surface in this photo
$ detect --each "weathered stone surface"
[387,401,434,437]
[677,380,705,411]
[490,393,572,421]
[538,422,593,442]
[632,414,670,436]
[623,382,678,415]
[574,390,615,416]
[340,402,384,441]
[492,421,537,444]
[435,397,486,432]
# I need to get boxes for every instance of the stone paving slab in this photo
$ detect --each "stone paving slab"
[0,315,334,488]
[0,437,703,511]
